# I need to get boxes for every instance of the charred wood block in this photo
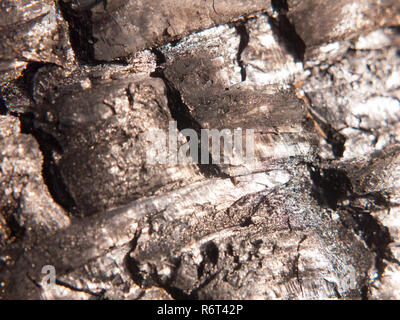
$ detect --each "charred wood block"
[34,69,201,216]
[127,180,373,299]
[59,0,400,62]
[60,0,272,61]
[161,27,319,176]
[286,0,400,59]
[0,0,74,83]
[0,115,70,248]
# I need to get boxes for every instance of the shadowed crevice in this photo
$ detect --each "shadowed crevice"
[0,96,7,115]
[268,0,306,62]
[150,49,231,179]
[18,112,78,215]
[235,21,250,82]
[58,0,96,62]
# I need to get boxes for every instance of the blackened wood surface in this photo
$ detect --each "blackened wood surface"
[0,1,400,300]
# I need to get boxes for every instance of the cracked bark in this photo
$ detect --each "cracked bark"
[1,0,400,300]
